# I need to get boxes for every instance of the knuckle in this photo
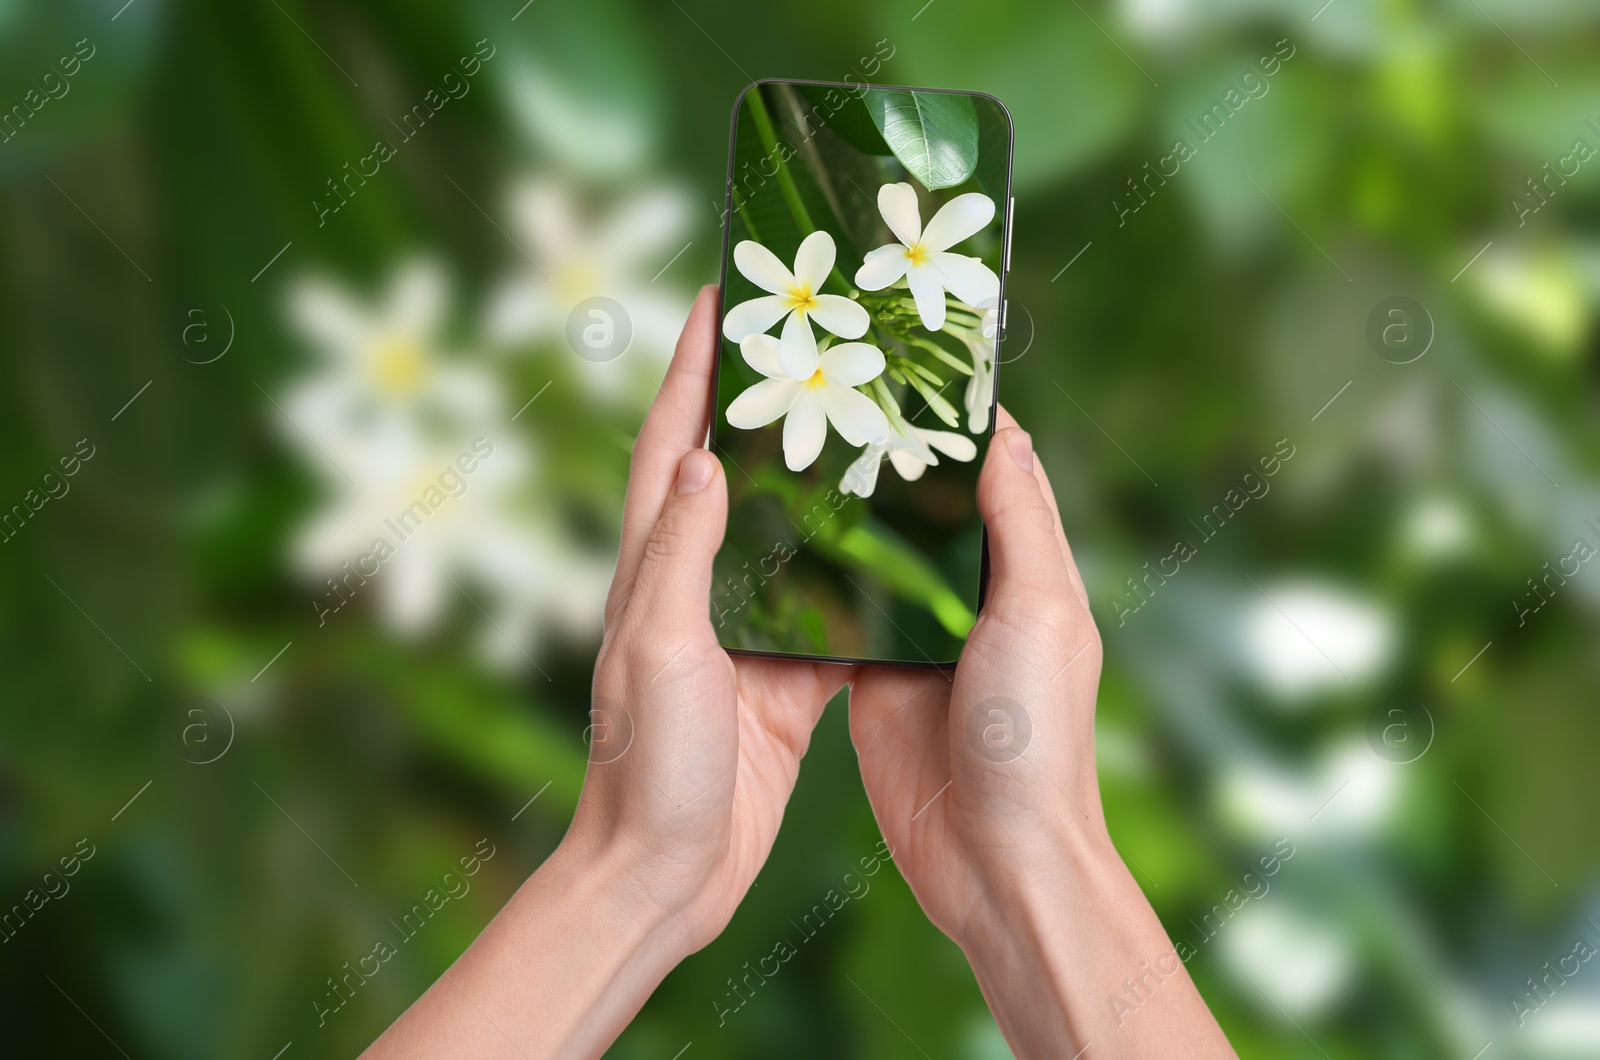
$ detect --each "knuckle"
[986,589,1096,654]
[641,512,692,569]
[988,495,1058,538]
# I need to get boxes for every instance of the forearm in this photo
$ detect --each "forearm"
[961,822,1235,1059]
[365,834,691,1060]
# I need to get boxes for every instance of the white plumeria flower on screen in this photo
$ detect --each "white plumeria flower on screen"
[840,421,977,497]
[485,177,694,400]
[722,230,871,381]
[957,301,1000,433]
[855,182,999,332]
[725,332,889,472]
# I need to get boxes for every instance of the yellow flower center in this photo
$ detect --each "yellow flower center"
[787,285,818,315]
[904,242,930,267]
[371,337,426,396]
[805,367,827,389]
[556,262,601,307]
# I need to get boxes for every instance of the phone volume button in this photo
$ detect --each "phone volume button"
[1004,196,1014,272]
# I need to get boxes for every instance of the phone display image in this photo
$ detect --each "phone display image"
[712,80,1012,665]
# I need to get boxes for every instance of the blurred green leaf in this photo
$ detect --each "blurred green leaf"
[815,520,975,639]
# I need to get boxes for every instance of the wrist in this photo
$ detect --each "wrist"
[957,819,1187,1058]
[544,823,701,964]
[963,809,1114,952]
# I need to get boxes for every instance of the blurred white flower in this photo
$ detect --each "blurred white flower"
[725,333,888,472]
[284,260,610,663]
[1240,580,1395,703]
[855,182,999,332]
[1121,0,1196,44]
[288,261,495,452]
[501,60,652,177]
[1221,902,1354,1019]
[1523,995,1600,1053]
[1399,495,1474,560]
[840,421,976,498]
[486,177,694,398]
[1218,740,1402,839]
[722,231,870,381]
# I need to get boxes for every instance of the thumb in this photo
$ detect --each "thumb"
[624,448,728,630]
[977,426,1075,609]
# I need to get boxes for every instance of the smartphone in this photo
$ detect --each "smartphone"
[707,79,1013,667]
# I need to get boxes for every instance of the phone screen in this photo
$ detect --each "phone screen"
[710,80,1012,666]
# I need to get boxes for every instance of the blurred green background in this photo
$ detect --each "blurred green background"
[2,1,1599,1057]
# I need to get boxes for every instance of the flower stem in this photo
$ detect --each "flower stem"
[870,376,912,434]
[731,189,762,245]
[744,88,856,298]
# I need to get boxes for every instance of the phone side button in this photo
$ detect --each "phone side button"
[1004,196,1014,272]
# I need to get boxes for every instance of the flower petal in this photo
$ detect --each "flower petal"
[819,342,886,388]
[726,377,801,429]
[778,310,819,380]
[390,261,447,336]
[841,443,887,497]
[906,263,947,331]
[921,192,995,253]
[855,244,910,291]
[740,333,786,378]
[889,446,932,480]
[928,252,1000,308]
[820,382,891,447]
[915,427,978,462]
[593,186,693,268]
[783,390,827,471]
[508,180,578,263]
[722,294,792,342]
[878,182,922,248]
[964,355,993,433]
[734,240,798,295]
[792,230,836,293]
[292,281,372,359]
[807,294,869,339]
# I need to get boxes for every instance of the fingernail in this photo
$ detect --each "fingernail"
[1006,429,1034,472]
[677,449,715,494]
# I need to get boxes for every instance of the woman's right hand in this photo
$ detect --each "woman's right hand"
[848,408,1235,1058]
[847,405,1105,946]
